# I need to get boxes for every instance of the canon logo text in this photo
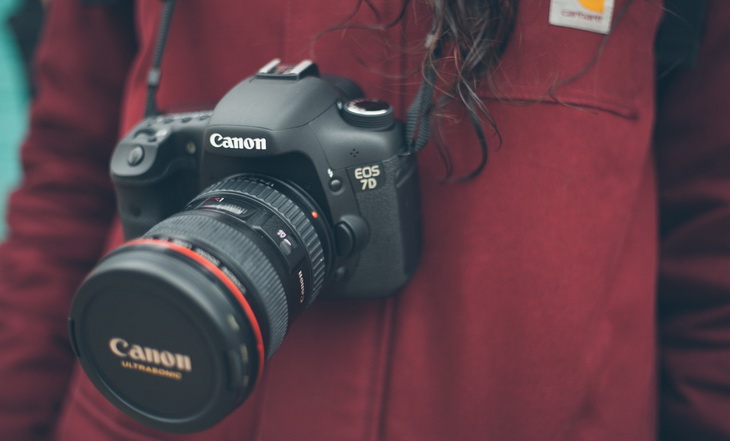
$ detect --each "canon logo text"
[210,133,267,150]
[109,337,192,372]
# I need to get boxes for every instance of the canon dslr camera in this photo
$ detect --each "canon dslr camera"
[68,60,421,432]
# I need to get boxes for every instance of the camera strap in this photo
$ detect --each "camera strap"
[145,0,176,117]
[405,32,439,155]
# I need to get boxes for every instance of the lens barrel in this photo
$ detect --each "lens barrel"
[69,175,329,432]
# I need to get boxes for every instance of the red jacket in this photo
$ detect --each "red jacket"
[1,0,728,440]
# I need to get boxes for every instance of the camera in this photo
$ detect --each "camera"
[68,60,421,432]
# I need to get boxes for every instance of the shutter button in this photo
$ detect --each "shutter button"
[127,146,145,166]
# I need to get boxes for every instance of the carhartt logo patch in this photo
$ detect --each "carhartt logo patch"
[549,0,615,34]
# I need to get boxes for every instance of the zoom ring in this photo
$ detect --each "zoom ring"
[199,176,327,306]
[144,213,289,356]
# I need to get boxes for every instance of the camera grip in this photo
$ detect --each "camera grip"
[342,155,421,298]
[115,162,198,239]
[111,113,209,239]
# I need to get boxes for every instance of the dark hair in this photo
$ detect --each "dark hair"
[423,0,518,179]
[313,0,519,179]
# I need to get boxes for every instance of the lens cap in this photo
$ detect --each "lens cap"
[69,242,262,432]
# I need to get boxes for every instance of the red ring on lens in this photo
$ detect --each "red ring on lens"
[125,238,266,379]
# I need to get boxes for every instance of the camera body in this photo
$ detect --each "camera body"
[109,60,421,299]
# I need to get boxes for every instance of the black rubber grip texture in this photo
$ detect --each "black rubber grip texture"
[145,212,289,357]
[200,177,326,306]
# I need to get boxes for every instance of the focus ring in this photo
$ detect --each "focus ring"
[199,176,326,306]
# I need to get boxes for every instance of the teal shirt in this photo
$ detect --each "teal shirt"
[0,0,29,238]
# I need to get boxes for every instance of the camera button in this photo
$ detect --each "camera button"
[279,238,295,256]
[329,178,343,192]
[334,266,347,281]
[335,222,356,256]
[127,146,145,166]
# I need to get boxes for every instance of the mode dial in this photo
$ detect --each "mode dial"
[342,98,394,130]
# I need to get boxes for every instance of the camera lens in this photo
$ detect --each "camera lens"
[69,175,330,432]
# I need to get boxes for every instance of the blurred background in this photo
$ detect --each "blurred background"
[0,0,40,238]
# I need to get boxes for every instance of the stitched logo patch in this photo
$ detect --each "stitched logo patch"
[549,0,615,34]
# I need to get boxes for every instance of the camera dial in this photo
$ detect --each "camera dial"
[342,98,394,129]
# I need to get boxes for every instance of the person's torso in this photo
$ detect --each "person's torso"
[58,1,663,439]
